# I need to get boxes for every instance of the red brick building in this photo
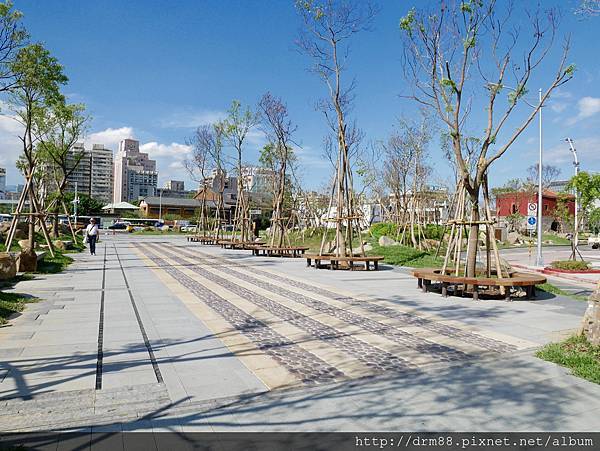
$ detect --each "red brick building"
[495,190,575,230]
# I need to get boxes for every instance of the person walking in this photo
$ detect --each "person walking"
[85,218,99,256]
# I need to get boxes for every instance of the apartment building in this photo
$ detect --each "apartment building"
[113,139,158,203]
[65,143,114,204]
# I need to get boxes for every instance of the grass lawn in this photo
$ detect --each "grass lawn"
[0,291,38,325]
[537,335,600,385]
[366,242,444,268]
[537,282,588,301]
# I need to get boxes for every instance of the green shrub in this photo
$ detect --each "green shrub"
[550,260,590,271]
[369,222,398,239]
[424,224,444,240]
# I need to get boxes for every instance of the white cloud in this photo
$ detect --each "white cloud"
[566,96,600,125]
[544,136,600,166]
[0,113,24,182]
[86,127,134,148]
[159,110,227,129]
[139,141,192,158]
[577,97,600,118]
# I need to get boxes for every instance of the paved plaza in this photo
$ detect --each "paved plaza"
[1,234,599,433]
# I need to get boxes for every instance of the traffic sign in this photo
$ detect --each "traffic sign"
[249,209,262,215]
[527,202,538,214]
[527,215,537,230]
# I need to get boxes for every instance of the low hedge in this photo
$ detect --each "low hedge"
[550,260,590,271]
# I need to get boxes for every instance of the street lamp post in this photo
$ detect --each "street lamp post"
[565,137,580,254]
[535,88,544,267]
[73,181,79,226]
[159,189,163,222]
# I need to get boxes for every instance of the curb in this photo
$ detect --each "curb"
[511,263,598,285]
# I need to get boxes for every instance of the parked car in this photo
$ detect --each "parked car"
[108,222,129,230]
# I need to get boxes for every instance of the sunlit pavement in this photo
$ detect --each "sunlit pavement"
[0,235,599,433]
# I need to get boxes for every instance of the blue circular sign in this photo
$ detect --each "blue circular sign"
[528,216,536,225]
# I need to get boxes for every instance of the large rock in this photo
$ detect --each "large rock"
[363,243,373,252]
[0,222,10,235]
[0,252,17,280]
[17,249,37,273]
[507,231,521,245]
[581,283,600,345]
[378,236,397,247]
[18,239,32,250]
[53,240,67,251]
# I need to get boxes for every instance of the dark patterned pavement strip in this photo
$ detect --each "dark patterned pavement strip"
[136,245,346,385]
[171,244,472,363]
[185,247,517,354]
[147,243,418,376]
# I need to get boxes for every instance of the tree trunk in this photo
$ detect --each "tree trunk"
[465,197,480,278]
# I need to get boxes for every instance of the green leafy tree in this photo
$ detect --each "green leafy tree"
[59,192,103,216]
[36,101,88,239]
[0,1,27,93]
[7,43,67,253]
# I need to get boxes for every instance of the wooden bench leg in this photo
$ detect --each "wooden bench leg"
[364,261,369,271]
[505,287,512,302]
[441,282,448,298]
[306,258,311,267]
[423,279,430,293]
[374,260,378,270]
[417,278,423,289]
[472,285,479,301]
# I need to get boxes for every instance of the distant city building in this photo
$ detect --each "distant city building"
[156,180,195,198]
[0,167,6,200]
[140,196,209,219]
[113,139,158,203]
[65,143,114,204]
[241,166,273,193]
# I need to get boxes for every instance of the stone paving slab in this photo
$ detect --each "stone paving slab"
[0,235,598,433]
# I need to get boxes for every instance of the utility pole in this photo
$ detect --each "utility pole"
[535,88,544,267]
[73,181,79,226]
[565,137,580,257]
[159,189,163,222]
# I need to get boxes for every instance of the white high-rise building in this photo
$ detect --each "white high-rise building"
[66,143,114,204]
[113,139,158,203]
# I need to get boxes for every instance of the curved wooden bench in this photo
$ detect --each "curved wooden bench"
[187,236,219,245]
[411,268,546,301]
[219,240,265,250]
[251,246,309,258]
[305,254,385,271]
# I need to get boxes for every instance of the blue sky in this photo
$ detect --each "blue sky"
[0,0,599,192]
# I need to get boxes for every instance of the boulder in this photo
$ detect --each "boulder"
[378,236,397,247]
[0,252,17,280]
[363,243,373,252]
[18,239,32,250]
[53,240,67,251]
[581,283,600,345]
[507,231,521,245]
[17,249,37,273]
[0,222,10,235]
[160,225,170,232]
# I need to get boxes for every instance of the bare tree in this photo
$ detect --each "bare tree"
[220,100,260,242]
[185,124,214,236]
[526,163,561,190]
[295,0,377,259]
[258,92,297,247]
[400,0,574,277]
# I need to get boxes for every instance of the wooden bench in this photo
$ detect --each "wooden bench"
[187,236,219,245]
[251,246,309,258]
[219,240,265,250]
[305,254,385,271]
[411,268,547,301]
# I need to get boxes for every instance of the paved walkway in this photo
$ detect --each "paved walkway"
[0,235,599,434]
